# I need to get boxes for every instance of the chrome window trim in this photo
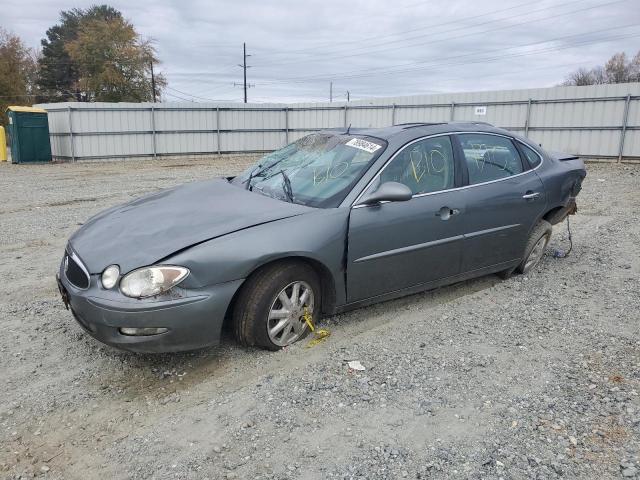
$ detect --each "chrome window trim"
[65,246,91,290]
[352,131,544,208]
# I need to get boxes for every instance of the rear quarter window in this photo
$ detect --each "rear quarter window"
[519,142,543,168]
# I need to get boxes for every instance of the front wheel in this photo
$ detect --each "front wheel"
[517,220,552,274]
[232,261,321,350]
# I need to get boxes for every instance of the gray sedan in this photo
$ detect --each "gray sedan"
[57,122,586,352]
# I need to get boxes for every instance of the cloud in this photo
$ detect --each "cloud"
[5,0,639,102]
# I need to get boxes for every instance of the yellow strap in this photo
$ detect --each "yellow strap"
[303,307,331,347]
[307,329,331,348]
[303,307,315,332]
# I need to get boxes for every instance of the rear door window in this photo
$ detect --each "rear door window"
[457,134,524,185]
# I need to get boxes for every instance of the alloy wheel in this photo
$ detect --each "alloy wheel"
[523,234,549,272]
[267,281,314,347]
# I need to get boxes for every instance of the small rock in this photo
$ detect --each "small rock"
[622,467,638,477]
[347,360,366,371]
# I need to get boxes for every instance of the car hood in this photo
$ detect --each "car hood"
[69,178,314,274]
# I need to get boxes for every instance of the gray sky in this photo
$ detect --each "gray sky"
[5,0,640,103]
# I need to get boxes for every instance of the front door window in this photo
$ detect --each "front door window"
[380,136,455,195]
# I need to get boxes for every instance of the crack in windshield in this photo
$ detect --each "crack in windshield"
[235,133,386,208]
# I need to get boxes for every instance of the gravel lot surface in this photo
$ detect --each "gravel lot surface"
[0,157,638,480]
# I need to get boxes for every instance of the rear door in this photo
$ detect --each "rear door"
[347,135,466,302]
[454,133,546,272]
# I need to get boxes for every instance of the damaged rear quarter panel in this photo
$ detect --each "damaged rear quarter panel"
[536,152,587,215]
[165,207,351,306]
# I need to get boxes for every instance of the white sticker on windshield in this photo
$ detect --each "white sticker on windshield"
[345,138,382,154]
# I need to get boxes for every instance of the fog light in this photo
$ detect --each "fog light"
[119,327,168,336]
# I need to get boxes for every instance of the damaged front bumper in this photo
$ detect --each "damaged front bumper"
[57,259,244,353]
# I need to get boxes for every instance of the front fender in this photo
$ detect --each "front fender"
[164,208,350,306]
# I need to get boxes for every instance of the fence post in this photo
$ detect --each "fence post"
[449,102,455,121]
[524,98,532,137]
[391,103,396,126]
[67,106,75,162]
[284,107,289,145]
[216,106,221,155]
[150,106,157,158]
[618,94,631,163]
[344,104,348,128]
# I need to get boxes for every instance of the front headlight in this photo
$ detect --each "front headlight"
[120,266,189,298]
[101,265,120,289]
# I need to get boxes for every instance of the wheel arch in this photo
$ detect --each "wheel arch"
[223,255,338,325]
[541,204,572,226]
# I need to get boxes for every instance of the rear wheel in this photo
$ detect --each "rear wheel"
[517,220,552,274]
[233,261,321,350]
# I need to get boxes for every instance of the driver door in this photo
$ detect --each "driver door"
[346,135,466,302]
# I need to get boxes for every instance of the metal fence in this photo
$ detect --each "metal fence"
[37,82,640,162]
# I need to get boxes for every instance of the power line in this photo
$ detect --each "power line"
[253,24,640,86]
[255,0,540,56]
[339,60,591,94]
[164,85,230,102]
[163,91,196,102]
[251,0,626,68]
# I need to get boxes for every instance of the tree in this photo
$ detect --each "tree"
[65,15,165,102]
[36,5,163,102]
[37,6,122,102]
[0,29,38,127]
[562,50,640,86]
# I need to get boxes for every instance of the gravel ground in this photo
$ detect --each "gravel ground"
[0,156,638,480]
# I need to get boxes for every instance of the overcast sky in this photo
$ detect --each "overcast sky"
[5,0,640,103]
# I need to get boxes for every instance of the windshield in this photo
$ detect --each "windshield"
[232,133,387,208]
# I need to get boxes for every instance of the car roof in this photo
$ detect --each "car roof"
[319,122,510,141]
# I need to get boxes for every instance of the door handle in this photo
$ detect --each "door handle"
[522,191,540,199]
[435,206,460,220]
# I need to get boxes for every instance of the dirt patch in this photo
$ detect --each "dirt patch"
[0,158,638,479]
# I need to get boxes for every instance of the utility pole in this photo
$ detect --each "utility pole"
[329,81,333,103]
[346,91,350,102]
[150,60,157,103]
[237,43,252,103]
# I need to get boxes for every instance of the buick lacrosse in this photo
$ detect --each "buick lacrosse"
[57,122,586,352]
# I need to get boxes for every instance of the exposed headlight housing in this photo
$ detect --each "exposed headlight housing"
[101,265,120,289]
[120,266,189,298]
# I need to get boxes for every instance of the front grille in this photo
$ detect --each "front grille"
[65,252,90,289]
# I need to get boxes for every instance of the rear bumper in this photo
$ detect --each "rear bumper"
[57,266,244,353]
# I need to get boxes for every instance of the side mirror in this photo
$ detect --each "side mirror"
[359,181,413,205]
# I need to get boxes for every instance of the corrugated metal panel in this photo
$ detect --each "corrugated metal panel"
[73,133,153,157]
[156,132,218,154]
[395,106,450,123]
[220,132,285,152]
[36,82,640,160]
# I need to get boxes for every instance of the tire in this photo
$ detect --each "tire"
[516,220,552,274]
[232,261,321,350]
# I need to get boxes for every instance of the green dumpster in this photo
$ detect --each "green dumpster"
[6,106,52,163]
